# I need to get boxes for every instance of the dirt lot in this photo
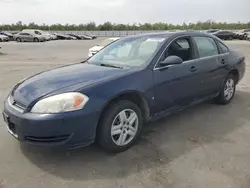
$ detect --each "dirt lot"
[0,39,250,188]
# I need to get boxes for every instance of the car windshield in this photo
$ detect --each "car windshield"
[88,36,165,68]
[99,38,119,46]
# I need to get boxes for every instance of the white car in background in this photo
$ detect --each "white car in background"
[0,34,9,42]
[88,37,120,57]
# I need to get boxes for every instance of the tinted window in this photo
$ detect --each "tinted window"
[19,33,30,36]
[160,37,193,62]
[218,42,229,53]
[194,37,218,58]
[34,31,41,35]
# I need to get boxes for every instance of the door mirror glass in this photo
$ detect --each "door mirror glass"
[160,55,183,66]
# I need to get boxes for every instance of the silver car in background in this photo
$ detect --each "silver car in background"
[22,29,52,41]
[14,32,46,42]
[0,35,9,42]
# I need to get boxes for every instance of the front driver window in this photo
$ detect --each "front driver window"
[160,38,192,62]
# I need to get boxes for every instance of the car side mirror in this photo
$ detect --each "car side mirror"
[160,55,183,66]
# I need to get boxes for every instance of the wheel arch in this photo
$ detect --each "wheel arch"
[228,68,239,84]
[99,90,151,123]
[95,91,151,139]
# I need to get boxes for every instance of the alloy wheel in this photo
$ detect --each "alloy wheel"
[111,109,139,146]
[224,78,234,100]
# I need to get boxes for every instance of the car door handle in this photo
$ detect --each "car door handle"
[221,59,227,64]
[189,66,198,72]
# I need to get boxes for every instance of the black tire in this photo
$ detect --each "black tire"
[16,37,21,42]
[98,100,143,153]
[34,38,39,42]
[214,74,236,105]
[0,39,2,42]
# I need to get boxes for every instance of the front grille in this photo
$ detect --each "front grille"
[25,135,70,143]
[8,122,17,134]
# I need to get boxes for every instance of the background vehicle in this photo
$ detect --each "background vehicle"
[3,32,245,152]
[67,33,82,40]
[14,32,46,42]
[22,29,51,41]
[80,34,93,40]
[0,35,9,42]
[88,34,97,39]
[204,29,220,34]
[0,31,14,40]
[88,37,120,57]
[235,29,250,40]
[54,33,76,40]
[246,32,250,41]
[212,30,235,40]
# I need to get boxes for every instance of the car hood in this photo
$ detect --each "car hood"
[89,46,104,52]
[13,63,128,105]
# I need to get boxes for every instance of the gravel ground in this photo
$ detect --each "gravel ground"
[0,39,250,188]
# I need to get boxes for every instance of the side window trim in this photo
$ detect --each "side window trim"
[154,35,194,70]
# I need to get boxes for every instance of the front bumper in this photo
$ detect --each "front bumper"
[3,98,100,148]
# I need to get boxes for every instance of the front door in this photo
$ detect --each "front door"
[153,37,201,113]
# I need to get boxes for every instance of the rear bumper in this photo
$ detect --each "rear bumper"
[3,98,100,148]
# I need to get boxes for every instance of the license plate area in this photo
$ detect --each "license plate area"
[3,112,18,138]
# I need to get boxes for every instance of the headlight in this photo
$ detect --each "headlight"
[31,92,89,114]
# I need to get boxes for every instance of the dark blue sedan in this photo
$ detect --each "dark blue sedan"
[3,32,245,152]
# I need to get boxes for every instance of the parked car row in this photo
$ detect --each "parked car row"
[204,29,250,41]
[0,29,97,42]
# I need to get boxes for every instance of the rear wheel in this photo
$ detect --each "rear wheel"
[34,38,39,42]
[214,74,236,104]
[0,39,2,42]
[98,100,143,152]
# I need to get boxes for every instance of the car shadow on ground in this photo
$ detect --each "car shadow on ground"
[20,90,250,181]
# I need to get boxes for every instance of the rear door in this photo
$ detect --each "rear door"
[26,33,33,42]
[191,36,228,99]
[21,33,31,41]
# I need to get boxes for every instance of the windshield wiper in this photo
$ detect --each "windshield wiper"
[100,63,123,69]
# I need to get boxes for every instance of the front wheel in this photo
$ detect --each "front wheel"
[214,74,236,104]
[98,100,143,152]
[16,37,21,42]
[34,38,39,42]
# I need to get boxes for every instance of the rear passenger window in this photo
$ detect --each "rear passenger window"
[194,37,218,58]
[218,42,229,53]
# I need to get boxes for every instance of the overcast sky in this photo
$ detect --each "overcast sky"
[0,0,249,25]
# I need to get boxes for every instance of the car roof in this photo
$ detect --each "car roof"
[122,31,218,40]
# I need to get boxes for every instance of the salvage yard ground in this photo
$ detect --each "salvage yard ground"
[0,39,250,188]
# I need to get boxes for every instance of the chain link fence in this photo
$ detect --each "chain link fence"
[50,30,167,37]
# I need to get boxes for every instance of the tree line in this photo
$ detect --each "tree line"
[1,21,250,31]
